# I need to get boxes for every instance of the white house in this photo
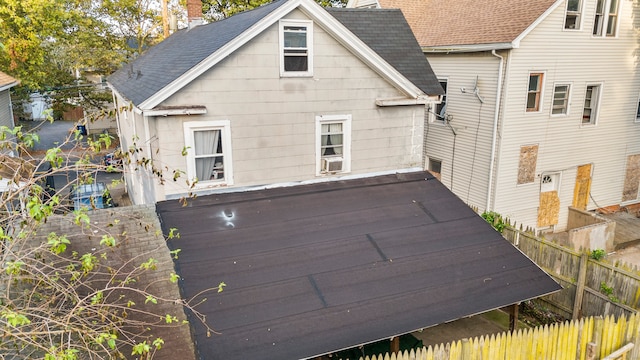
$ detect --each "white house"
[350,0,640,233]
[107,0,443,204]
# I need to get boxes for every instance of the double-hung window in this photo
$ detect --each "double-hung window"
[527,73,544,112]
[552,84,571,115]
[184,120,233,185]
[582,84,601,125]
[434,79,448,123]
[564,0,582,29]
[316,115,351,175]
[279,20,313,77]
[593,0,619,37]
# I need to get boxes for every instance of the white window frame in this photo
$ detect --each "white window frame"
[540,172,562,193]
[526,72,545,113]
[433,79,448,124]
[564,0,583,30]
[279,19,313,77]
[551,83,572,116]
[593,0,620,37]
[581,83,602,126]
[183,120,234,186]
[315,115,351,176]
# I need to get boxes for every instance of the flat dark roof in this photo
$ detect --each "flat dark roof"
[156,171,560,360]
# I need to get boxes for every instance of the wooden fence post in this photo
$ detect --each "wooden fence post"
[509,303,519,332]
[573,253,589,319]
[390,336,400,354]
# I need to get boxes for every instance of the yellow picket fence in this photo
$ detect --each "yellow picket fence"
[353,314,640,360]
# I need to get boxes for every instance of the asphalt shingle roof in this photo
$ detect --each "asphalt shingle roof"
[108,0,443,108]
[156,171,561,360]
[378,0,558,48]
[327,8,443,95]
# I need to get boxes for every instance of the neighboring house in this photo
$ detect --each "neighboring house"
[107,0,443,204]
[349,0,640,233]
[0,71,18,130]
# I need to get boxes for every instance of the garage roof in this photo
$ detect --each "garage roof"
[156,171,560,360]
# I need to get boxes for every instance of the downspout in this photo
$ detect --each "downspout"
[486,50,504,211]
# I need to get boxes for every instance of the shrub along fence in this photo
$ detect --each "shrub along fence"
[348,314,639,360]
[501,225,640,320]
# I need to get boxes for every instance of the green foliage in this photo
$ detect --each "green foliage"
[481,211,506,233]
[590,249,606,261]
[47,232,71,254]
[202,0,348,21]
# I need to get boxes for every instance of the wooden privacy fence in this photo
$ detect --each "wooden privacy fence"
[349,314,640,360]
[502,226,640,319]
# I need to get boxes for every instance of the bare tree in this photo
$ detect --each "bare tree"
[0,116,216,360]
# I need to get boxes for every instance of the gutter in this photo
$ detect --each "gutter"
[486,50,504,212]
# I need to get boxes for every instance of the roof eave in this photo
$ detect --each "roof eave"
[0,80,19,92]
[422,42,515,53]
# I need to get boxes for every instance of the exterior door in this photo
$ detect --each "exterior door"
[538,173,561,228]
[572,164,592,210]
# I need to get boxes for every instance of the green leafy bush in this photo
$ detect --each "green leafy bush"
[481,211,506,233]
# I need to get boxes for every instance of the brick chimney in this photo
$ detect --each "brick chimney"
[187,0,204,28]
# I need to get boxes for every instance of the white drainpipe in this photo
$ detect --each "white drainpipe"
[486,50,504,211]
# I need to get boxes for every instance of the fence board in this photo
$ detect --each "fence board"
[349,315,636,360]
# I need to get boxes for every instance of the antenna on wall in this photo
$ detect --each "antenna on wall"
[461,76,485,103]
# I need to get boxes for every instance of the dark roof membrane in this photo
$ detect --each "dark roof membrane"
[156,171,560,360]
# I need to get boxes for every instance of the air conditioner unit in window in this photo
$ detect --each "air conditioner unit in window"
[321,157,343,173]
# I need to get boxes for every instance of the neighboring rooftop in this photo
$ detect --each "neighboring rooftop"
[156,171,560,360]
[0,71,19,90]
[377,0,558,48]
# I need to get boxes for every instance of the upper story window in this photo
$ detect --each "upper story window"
[527,73,544,112]
[552,84,571,115]
[184,120,233,186]
[316,115,351,175]
[564,0,583,29]
[434,79,448,123]
[582,84,601,125]
[593,0,619,37]
[279,20,313,77]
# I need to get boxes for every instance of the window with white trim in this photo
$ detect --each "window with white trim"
[582,84,601,125]
[184,120,233,185]
[316,115,351,175]
[564,0,583,29]
[527,73,544,112]
[593,0,619,37]
[552,84,571,115]
[434,80,448,123]
[279,20,313,77]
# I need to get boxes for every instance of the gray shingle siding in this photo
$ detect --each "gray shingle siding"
[108,0,287,106]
